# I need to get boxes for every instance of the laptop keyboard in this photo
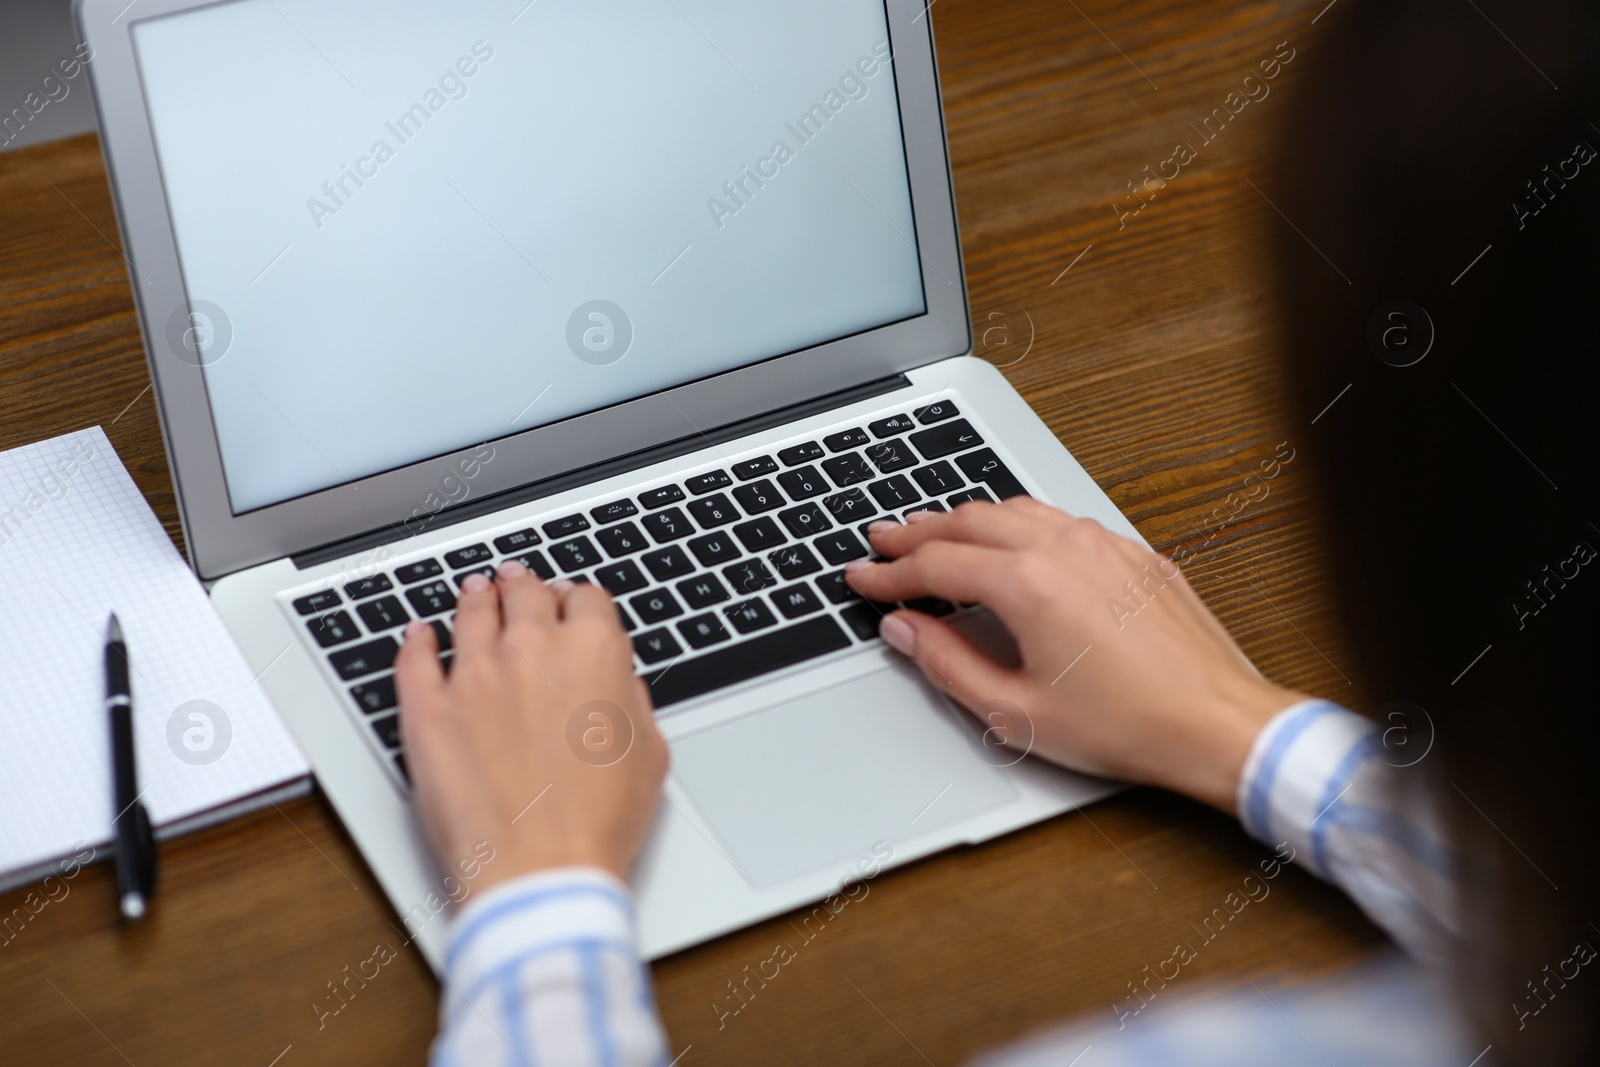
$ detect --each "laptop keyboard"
[285,399,1029,785]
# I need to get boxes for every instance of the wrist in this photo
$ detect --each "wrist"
[1176,679,1306,815]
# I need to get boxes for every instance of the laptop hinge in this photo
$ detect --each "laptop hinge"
[291,373,912,570]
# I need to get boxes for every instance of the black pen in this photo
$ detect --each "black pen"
[105,613,156,921]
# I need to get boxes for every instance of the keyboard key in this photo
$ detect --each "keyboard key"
[687,531,741,567]
[542,514,590,539]
[405,581,457,617]
[771,582,824,619]
[914,399,961,424]
[667,570,723,608]
[867,474,921,511]
[910,419,984,460]
[777,466,829,500]
[724,558,777,594]
[948,487,995,506]
[641,545,695,581]
[677,613,731,649]
[639,485,686,509]
[395,559,442,584]
[869,413,916,437]
[864,438,918,473]
[371,713,402,749]
[550,536,603,572]
[591,499,638,524]
[777,441,824,466]
[633,627,683,665]
[822,487,877,524]
[350,675,397,714]
[453,566,496,588]
[816,569,862,604]
[616,604,637,632]
[493,528,541,554]
[769,543,822,580]
[778,502,832,538]
[686,470,731,495]
[343,576,392,600]
[733,516,786,552]
[731,479,784,515]
[427,619,453,651]
[596,521,649,557]
[839,602,887,642]
[687,493,739,528]
[443,544,493,570]
[641,507,694,543]
[912,461,964,496]
[356,595,409,632]
[906,503,945,517]
[643,616,851,709]
[630,588,684,624]
[814,530,869,566]
[723,598,778,634]
[293,590,341,615]
[329,636,400,680]
[955,449,1029,500]
[306,610,360,648]
[823,427,871,452]
[904,596,958,617]
[821,454,873,487]
[732,456,778,480]
[515,550,556,580]
[594,559,648,596]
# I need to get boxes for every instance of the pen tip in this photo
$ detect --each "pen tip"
[106,612,122,643]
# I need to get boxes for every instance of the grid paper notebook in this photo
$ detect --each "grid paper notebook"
[0,427,309,886]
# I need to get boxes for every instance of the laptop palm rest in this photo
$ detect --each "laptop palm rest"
[669,665,1019,887]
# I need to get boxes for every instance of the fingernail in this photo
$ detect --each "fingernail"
[462,573,491,592]
[905,509,938,524]
[880,613,915,656]
[403,621,427,640]
[866,520,899,535]
[844,559,874,573]
[550,579,575,593]
[498,559,527,579]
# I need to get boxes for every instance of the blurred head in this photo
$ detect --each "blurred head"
[1275,1,1600,1062]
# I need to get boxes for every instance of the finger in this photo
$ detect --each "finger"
[394,619,447,702]
[878,608,1027,712]
[846,540,1022,609]
[451,572,503,661]
[867,497,1059,556]
[497,559,559,630]
[553,579,622,628]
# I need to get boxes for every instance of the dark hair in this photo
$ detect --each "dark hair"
[1276,1,1600,1061]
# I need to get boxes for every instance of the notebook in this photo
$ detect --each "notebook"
[0,426,310,892]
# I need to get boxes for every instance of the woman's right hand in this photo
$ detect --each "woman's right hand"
[845,497,1303,813]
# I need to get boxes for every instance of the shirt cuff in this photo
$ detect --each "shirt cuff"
[442,866,640,996]
[1235,699,1377,877]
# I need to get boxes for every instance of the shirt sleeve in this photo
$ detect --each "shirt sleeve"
[429,866,669,1067]
[1234,699,1461,964]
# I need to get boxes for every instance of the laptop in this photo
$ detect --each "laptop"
[79,0,1136,966]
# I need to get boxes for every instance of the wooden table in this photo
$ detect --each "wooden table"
[0,1,1383,1062]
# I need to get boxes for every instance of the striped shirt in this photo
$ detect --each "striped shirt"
[430,699,1467,1066]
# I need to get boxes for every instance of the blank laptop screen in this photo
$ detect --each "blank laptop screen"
[131,1,926,513]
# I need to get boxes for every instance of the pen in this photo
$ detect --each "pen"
[105,612,156,921]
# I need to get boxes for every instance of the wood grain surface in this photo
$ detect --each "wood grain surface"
[0,1,1385,1063]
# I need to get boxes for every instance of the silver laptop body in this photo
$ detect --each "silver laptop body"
[79,0,1131,967]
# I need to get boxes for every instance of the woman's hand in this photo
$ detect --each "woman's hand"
[846,498,1302,813]
[394,562,668,892]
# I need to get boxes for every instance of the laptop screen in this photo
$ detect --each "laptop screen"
[130,1,926,514]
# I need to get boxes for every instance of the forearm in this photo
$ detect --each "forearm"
[431,867,668,1067]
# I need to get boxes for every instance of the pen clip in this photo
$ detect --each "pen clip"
[132,802,158,900]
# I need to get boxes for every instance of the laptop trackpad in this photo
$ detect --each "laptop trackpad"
[669,666,1018,887]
